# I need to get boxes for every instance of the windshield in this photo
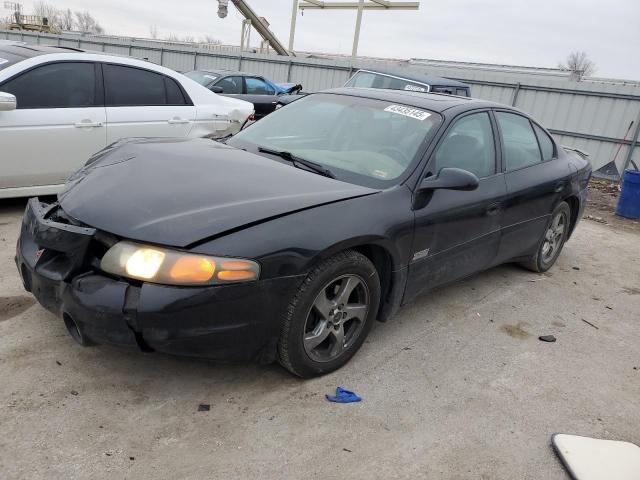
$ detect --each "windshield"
[228,93,441,188]
[184,70,218,86]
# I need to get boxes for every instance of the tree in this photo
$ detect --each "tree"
[32,1,61,28]
[74,11,104,34]
[201,35,221,45]
[558,51,596,80]
[149,24,158,39]
[60,8,74,31]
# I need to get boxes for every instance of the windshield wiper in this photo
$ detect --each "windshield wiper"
[258,146,336,179]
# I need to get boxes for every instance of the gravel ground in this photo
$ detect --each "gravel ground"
[1,198,639,480]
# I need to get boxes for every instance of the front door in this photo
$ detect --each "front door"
[405,111,507,301]
[102,63,195,144]
[0,61,106,190]
[243,77,279,118]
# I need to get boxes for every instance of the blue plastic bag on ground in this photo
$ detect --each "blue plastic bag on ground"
[325,387,361,403]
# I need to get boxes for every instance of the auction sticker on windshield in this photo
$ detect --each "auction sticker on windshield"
[384,104,431,121]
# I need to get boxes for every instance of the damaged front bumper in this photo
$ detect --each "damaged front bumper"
[15,198,300,363]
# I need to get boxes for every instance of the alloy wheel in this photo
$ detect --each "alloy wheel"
[303,274,370,363]
[541,211,567,263]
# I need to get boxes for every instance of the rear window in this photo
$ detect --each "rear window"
[346,71,429,93]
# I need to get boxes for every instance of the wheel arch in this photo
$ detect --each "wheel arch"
[302,237,405,323]
[563,194,580,239]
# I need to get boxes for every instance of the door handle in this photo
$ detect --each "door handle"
[486,203,501,216]
[168,118,190,124]
[74,121,103,128]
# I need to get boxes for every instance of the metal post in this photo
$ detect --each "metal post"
[511,82,521,106]
[160,47,164,66]
[238,54,243,70]
[287,60,293,82]
[288,0,299,52]
[193,51,198,69]
[351,0,364,60]
[621,110,640,173]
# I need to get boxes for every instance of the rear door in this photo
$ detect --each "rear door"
[495,111,572,262]
[103,63,195,143]
[0,61,106,189]
[244,77,279,118]
[406,110,507,300]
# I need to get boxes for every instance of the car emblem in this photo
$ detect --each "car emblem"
[35,248,45,261]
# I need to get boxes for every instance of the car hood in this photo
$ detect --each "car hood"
[58,138,378,247]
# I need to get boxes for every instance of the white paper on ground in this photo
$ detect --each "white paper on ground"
[552,434,640,480]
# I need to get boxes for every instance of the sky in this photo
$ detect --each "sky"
[7,0,640,80]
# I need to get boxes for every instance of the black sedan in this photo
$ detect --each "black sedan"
[184,69,302,119]
[15,88,591,377]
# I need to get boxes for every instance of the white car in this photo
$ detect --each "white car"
[0,43,254,199]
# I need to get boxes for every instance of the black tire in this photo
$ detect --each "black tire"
[520,201,571,273]
[278,250,381,378]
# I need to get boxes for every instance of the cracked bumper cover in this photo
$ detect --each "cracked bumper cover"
[16,198,301,362]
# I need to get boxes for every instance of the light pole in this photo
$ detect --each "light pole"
[289,0,298,53]
[298,1,420,61]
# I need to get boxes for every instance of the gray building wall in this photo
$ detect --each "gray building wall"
[3,29,639,176]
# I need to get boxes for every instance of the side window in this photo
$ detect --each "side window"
[1,62,96,109]
[104,64,166,106]
[246,77,275,95]
[496,112,542,170]
[533,123,555,160]
[433,112,496,178]
[164,77,187,105]
[215,76,243,94]
[456,88,468,97]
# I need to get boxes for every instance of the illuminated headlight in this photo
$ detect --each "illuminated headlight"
[100,241,260,286]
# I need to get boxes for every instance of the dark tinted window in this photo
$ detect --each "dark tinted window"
[432,86,455,95]
[165,77,186,105]
[434,112,496,178]
[533,123,555,160]
[456,88,468,97]
[0,51,28,71]
[104,64,167,106]
[246,77,275,95]
[215,76,243,94]
[1,62,95,108]
[496,112,542,170]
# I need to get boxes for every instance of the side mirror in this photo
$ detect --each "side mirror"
[419,167,479,192]
[210,85,224,94]
[0,92,16,111]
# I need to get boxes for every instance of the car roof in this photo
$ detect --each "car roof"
[320,87,505,113]
[0,42,86,59]
[193,68,256,77]
[354,68,470,88]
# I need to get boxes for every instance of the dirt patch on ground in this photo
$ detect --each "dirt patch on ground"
[500,322,532,339]
[0,296,36,322]
[584,179,640,233]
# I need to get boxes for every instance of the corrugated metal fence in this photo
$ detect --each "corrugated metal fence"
[3,29,640,176]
